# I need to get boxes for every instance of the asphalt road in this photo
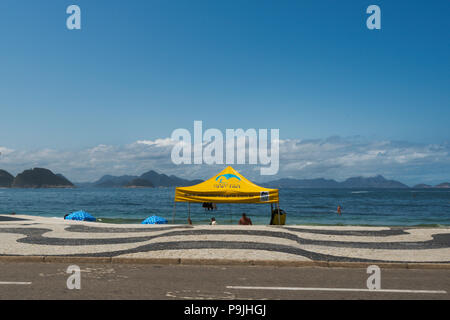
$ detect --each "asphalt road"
[0,262,448,300]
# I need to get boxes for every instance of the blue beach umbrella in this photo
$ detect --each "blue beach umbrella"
[65,210,97,222]
[141,215,168,225]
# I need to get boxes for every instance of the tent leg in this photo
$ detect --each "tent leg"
[270,203,274,225]
[172,202,176,224]
[188,202,191,220]
[269,204,271,225]
[277,202,281,225]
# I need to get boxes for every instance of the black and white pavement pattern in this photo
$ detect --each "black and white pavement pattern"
[0,215,449,263]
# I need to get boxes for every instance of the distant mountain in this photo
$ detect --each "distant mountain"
[11,168,74,188]
[263,178,340,188]
[435,182,450,188]
[412,184,433,189]
[0,169,14,188]
[94,175,138,188]
[340,175,408,188]
[139,170,172,186]
[73,182,95,188]
[92,170,202,188]
[125,178,154,188]
[412,182,449,189]
[264,175,408,189]
[140,170,202,187]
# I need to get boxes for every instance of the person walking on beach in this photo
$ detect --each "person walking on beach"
[239,213,252,225]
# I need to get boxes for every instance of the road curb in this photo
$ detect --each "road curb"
[406,263,450,270]
[0,256,45,263]
[43,256,113,264]
[111,257,180,265]
[0,255,449,269]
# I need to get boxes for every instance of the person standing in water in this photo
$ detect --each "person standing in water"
[337,205,342,215]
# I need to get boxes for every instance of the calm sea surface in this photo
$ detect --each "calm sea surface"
[0,188,449,226]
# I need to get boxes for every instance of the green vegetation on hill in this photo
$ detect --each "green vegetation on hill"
[0,169,14,187]
[91,170,203,188]
[11,168,74,188]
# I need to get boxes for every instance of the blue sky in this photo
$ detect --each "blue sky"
[0,0,449,184]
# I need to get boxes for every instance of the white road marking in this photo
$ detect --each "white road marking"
[226,286,447,294]
[0,281,32,285]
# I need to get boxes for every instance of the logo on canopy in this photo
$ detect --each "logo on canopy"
[216,174,241,183]
[260,191,269,202]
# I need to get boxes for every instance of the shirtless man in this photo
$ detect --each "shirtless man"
[238,213,252,225]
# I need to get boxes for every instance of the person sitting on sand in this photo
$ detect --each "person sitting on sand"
[239,213,252,225]
[210,217,217,225]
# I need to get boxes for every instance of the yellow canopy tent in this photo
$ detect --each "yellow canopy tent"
[173,166,283,224]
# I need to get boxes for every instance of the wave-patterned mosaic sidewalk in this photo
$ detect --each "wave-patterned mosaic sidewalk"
[0,215,449,263]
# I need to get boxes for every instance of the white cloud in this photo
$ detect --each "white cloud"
[135,138,176,147]
[0,137,449,185]
[275,138,450,184]
[0,147,15,156]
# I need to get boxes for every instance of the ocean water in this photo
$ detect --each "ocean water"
[0,188,449,226]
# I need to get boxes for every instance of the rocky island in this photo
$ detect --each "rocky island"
[0,169,14,188]
[11,168,74,188]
